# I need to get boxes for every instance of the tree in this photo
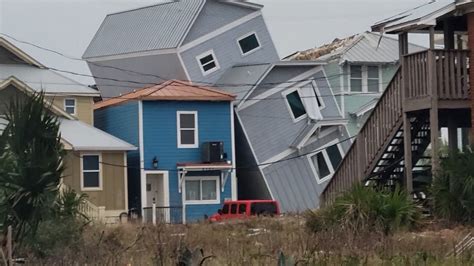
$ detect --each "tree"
[0,92,64,242]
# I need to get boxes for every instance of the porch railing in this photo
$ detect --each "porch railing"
[404,49,470,100]
[143,206,183,224]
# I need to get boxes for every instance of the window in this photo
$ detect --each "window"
[177,111,198,148]
[238,32,261,55]
[222,204,230,214]
[81,154,101,190]
[230,204,237,214]
[64,98,76,115]
[250,202,278,216]
[238,204,247,214]
[196,50,220,75]
[285,90,307,120]
[308,143,344,183]
[184,177,220,204]
[367,66,380,92]
[350,65,381,93]
[350,65,362,92]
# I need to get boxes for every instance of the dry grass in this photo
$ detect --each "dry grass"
[21,216,474,265]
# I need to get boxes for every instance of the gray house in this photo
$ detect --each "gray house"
[286,32,424,135]
[84,0,350,212]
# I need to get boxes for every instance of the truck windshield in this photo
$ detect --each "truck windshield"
[222,204,230,214]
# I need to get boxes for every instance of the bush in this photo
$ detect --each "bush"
[306,185,421,235]
[431,150,474,223]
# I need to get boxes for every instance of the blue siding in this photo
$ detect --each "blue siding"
[142,101,233,222]
[94,102,141,209]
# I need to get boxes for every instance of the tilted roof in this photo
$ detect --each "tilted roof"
[83,0,262,59]
[94,79,236,109]
[60,119,136,151]
[286,32,425,64]
[372,0,457,33]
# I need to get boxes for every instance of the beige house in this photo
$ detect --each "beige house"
[0,37,136,220]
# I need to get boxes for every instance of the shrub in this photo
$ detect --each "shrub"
[306,185,421,235]
[431,150,474,223]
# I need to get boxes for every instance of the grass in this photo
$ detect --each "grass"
[17,216,474,265]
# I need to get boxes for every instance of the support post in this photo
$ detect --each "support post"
[429,26,435,50]
[152,200,156,226]
[444,18,455,49]
[467,13,474,143]
[403,113,413,193]
[448,119,458,154]
[7,226,12,266]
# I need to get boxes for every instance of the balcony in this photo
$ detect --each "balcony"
[403,49,470,112]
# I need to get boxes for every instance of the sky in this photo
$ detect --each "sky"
[0,0,429,85]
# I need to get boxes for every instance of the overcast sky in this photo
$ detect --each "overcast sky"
[0,0,429,84]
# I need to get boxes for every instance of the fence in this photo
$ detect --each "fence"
[142,206,183,224]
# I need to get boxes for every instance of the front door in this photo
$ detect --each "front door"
[145,173,169,223]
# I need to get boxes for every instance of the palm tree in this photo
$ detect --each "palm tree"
[0,92,64,241]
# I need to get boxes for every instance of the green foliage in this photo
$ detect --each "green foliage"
[431,150,474,222]
[55,187,88,220]
[306,184,421,235]
[0,92,64,241]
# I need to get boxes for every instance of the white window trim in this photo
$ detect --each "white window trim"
[64,98,76,115]
[307,140,344,184]
[236,31,262,57]
[310,80,326,111]
[80,153,103,191]
[183,176,220,205]
[196,50,220,76]
[177,111,199,149]
[348,65,382,94]
[282,88,308,123]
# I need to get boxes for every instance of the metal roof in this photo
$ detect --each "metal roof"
[95,80,235,109]
[0,64,99,96]
[287,32,425,64]
[372,0,456,33]
[60,118,136,151]
[215,63,272,105]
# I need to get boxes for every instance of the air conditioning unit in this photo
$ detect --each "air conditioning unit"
[202,141,224,163]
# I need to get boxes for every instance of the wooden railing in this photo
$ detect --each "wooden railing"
[322,68,403,204]
[405,49,470,100]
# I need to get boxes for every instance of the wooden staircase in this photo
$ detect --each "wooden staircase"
[322,49,471,204]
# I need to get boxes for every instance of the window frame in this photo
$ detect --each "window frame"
[282,88,308,123]
[348,65,382,93]
[80,153,103,191]
[183,176,220,205]
[236,32,262,56]
[64,98,76,115]
[307,141,344,184]
[177,111,199,149]
[196,50,220,76]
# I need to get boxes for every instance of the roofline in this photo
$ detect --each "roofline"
[0,76,76,120]
[0,37,45,68]
[106,0,181,16]
[224,1,263,10]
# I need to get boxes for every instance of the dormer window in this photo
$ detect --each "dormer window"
[196,50,220,76]
[64,98,76,115]
[238,32,261,56]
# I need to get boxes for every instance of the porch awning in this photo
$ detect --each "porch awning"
[177,162,233,193]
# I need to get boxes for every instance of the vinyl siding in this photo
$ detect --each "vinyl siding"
[48,96,94,125]
[239,69,343,163]
[262,128,351,212]
[180,15,279,84]
[88,53,188,98]
[183,0,255,44]
[62,151,127,211]
[94,101,140,209]
[142,101,233,222]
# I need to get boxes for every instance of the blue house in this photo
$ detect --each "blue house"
[94,80,236,223]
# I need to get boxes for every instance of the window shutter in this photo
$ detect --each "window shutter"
[300,84,322,121]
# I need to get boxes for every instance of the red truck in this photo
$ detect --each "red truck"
[209,200,280,222]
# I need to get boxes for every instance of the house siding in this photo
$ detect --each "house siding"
[142,101,233,222]
[262,128,351,212]
[88,53,188,98]
[48,96,94,125]
[63,151,127,212]
[180,15,279,84]
[239,69,342,163]
[94,101,140,209]
[183,0,255,44]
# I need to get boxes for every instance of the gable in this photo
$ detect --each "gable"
[182,0,257,45]
[0,37,43,67]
